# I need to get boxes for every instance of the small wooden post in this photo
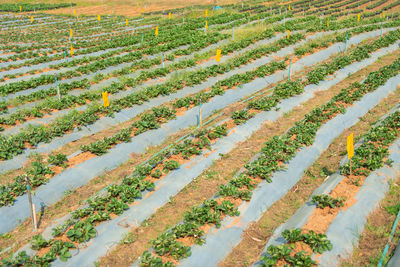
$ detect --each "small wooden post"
[56,76,61,100]
[199,102,202,127]
[25,176,37,231]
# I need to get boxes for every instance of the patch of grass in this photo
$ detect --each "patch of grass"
[121,232,135,244]
[204,170,218,180]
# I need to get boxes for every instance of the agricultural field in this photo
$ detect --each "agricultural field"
[1,0,400,266]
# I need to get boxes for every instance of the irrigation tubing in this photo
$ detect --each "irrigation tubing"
[378,207,400,266]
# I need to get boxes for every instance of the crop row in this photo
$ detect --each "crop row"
[0,57,288,205]
[0,31,306,161]
[0,122,232,266]
[261,108,400,265]
[137,52,400,267]
[0,30,226,86]
[1,17,397,158]
[0,12,244,57]
[0,12,284,90]
[0,154,68,207]
[2,15,389,115]
[0,3,75,12]
[0,16,290,117]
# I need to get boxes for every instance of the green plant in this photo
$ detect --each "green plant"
[231,110,255,124]
[311,195,346,208]
[163,160,180,171]
[66,222,96,243]
[48,153,68,167]
[106,198,129,215]
[31,234,49,250]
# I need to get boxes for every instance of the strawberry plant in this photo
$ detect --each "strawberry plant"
[66,221,97,243]
[31,234,49,250]
[163,160,180,171]
[151,232,191,260]
[302,230,333,253]
[282,228,303,242]
[47,153,68,167]
[140,251,173,267]
[232,110,255,125]
[207,123,228,140]
[262,228,331,266]
[311,195,346,208]
[106,197,129,215]
[50,240,75,262]
[151,169,163,178]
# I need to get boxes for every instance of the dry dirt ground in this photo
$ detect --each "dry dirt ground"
[26,0,243,16]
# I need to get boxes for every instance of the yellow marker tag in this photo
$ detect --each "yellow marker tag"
[168,12,171,19]
[102,92,110,107]
[31,16,34,23]
[142,7,145,13]
[205,20,208,29]
[289,4,291,11]
[19,6,22,12]
[357,13,360,22]
[327,18,330,28]
[287,29,290,40]
[70,29,73,38]
[155,26,159,36]
[70,44,74,56]
[205,9,208,17]
[216,49,221,62]
[74,9,76,16]
[383,11,386,18]
[347,133,354,159]
[126,19,128,26]
[98,14,101,21]
[258,17,260,23]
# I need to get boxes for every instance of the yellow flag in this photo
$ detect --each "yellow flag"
[98,14,101,21]
[19,6,22,12]
[70,44,74,56]
[155,26,159,36]
[287,30,290,40]
[70,29,73,38]
[288,4,291,11]
[382,11,386,18]
[142,7,145,13]
[102,92,110,107]
[347,133,354,159]
[216,49,221,62]
[205,20,208,29]
[357,13,360,22]
[73,9,76,16]
[126,19,128,26]
[168,12,171,19]
[205,9,208,17]
[327,18,330,28]
[31,16,34,23]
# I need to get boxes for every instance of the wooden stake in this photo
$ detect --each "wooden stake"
[56,77,61,100]
[25,176,37,231]
[32,204,38,230]
[199,102,202,127]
